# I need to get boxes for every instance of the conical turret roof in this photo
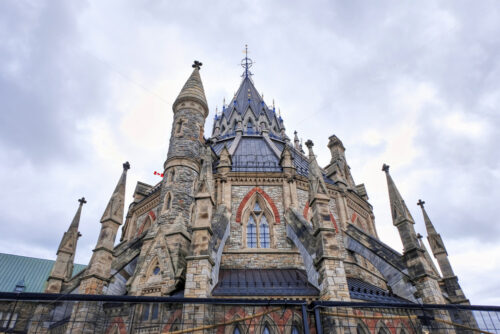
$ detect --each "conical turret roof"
[173,63,208,115]
[223,76,277,123]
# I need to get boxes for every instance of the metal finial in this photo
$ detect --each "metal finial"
[382,164,390,173]
[123,161,131,170]
[417,199,426,208]
[240,44,254,78]
[78,197,87,205]
[192,60,203,70]
[305,139,314,148]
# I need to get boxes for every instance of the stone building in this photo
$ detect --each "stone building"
[3,55,476,333]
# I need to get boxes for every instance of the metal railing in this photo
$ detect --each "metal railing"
[0,292,498,333]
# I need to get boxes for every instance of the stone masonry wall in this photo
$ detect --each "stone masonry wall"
[221,184,305,269]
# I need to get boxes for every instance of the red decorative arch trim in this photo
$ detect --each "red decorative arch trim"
[136,210,156,236]
[236,187,280,224]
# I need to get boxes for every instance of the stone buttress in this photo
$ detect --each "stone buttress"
[305,140,350,302]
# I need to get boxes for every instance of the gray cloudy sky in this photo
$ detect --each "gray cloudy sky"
[1,0,499,304]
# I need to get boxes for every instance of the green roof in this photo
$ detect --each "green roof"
[0,253,86,293]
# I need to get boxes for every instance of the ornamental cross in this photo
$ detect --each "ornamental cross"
[417,199,426,208]
[192,60,203,70]
[78,197,87,205]
[123,161,131,170]
[382,164,390,172]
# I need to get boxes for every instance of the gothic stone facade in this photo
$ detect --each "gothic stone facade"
[16,60,475,334]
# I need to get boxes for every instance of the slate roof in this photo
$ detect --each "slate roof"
[211,136,337,186]
[347,277,411,304]
[232,137,281,172]
[222,77,277,123]
[0,253,86,293]
[212,269,320,296]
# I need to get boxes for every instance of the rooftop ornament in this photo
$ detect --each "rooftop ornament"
[241,44,254,78]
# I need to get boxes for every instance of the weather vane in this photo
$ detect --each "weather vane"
[241,44,254,78]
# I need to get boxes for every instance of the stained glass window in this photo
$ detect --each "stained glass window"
[247,216,257,248]
[260,216,270,248]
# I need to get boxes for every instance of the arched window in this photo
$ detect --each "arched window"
[245,201,272,248]
[233,328,241,334]
[291,326,300,334]
[263,326,271,334]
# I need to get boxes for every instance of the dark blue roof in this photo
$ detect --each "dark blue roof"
[212,269,320,296]
[211,137,337,186]
[212,138,234,155]
[222,77,277,123]
[231,137,281,172]
[347,278,411,304]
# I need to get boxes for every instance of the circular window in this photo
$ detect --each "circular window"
[153,266,160,275]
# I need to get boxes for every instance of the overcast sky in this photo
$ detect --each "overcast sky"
[1,0,499,305]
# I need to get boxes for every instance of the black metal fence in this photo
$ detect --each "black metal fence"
[0,292,498,333]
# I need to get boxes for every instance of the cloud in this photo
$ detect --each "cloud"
[0,0,499,305]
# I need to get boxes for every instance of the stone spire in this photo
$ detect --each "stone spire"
[173,61,208,117]
[325,135,355,188]
[417,233,441,278]
[417,200,454,277]
[45,197,86,293]
[82,162,129,294]
[381,165,450,307]
[417,200,471,305]
[100,162,129,225]
[294,131,300,151]
[382,164,415,227]
[305,140,329,202]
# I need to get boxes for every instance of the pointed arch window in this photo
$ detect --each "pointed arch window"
[245,201,272,248]
[291,327,299,334]
[263,326,271,334]
[233,328,241,334]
